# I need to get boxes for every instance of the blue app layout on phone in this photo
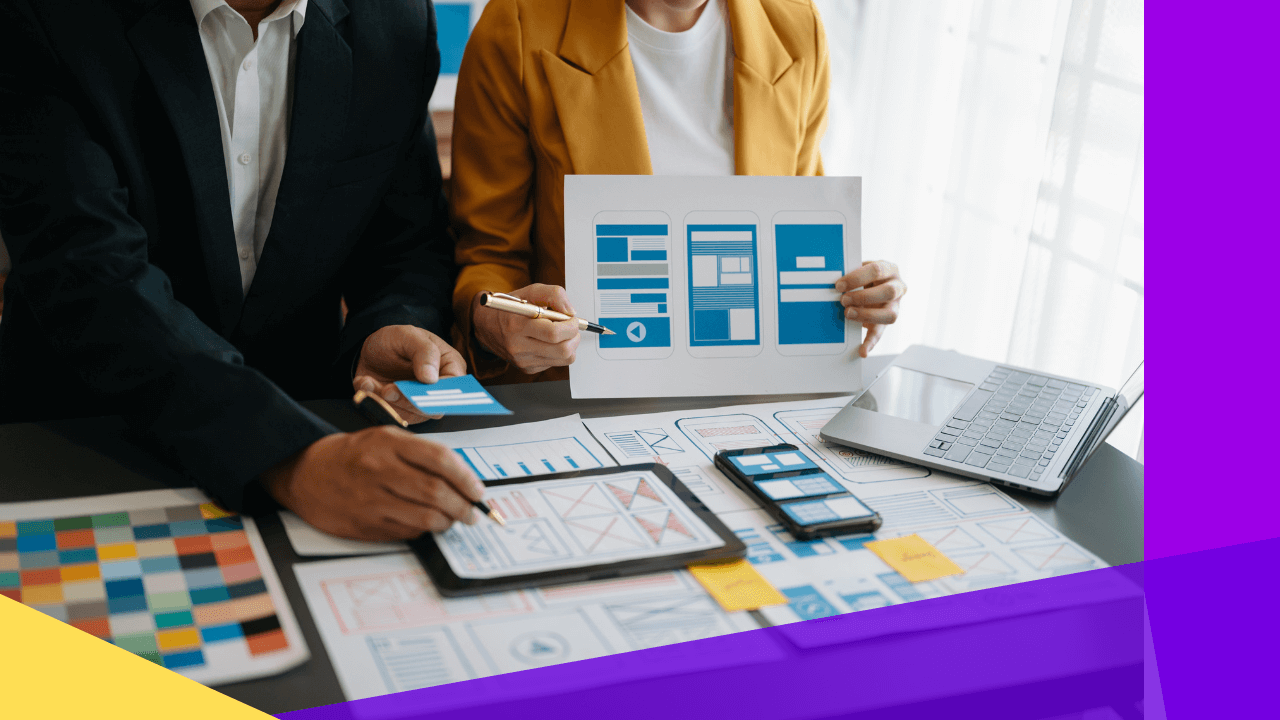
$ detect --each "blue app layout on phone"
[754,473,844,500]
[782,496,875,526]
[728,450,820,476]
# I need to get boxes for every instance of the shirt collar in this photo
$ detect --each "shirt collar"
[189,0,309,35]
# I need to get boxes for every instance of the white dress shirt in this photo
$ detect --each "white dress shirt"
[626,0,735,176]
[189,0,308,296]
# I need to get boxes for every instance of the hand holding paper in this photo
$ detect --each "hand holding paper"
[354,325,468,423]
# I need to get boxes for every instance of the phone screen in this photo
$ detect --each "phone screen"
[753,473,843,500]
[727,450,820,476]
[781,496,876,526]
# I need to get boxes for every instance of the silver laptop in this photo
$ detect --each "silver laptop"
[821,345,1144,496]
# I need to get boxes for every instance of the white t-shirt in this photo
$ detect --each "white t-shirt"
[626,0,735,176]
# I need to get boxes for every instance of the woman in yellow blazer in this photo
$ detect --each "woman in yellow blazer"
[451,0,906,384]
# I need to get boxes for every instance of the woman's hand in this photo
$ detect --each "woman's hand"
[472,284,581,374]
[835,260,907,357]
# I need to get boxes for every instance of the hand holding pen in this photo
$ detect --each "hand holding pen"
[470,285,613,375]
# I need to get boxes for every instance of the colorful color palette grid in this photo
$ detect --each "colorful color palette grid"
[0,502,291,670]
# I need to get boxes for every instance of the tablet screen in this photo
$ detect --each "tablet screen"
[433,470,724,579]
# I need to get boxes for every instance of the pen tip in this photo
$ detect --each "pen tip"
[490,510,507,526]
[603,328,616,335]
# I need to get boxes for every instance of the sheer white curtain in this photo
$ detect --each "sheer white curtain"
[815,0,1143,459]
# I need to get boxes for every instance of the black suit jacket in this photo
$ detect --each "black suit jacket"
[0,0,454,511]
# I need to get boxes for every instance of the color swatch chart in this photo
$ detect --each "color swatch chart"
[0,489,308,686]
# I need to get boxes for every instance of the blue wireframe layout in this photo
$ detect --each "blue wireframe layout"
[775,223,845,346]
[686,224,761,347]
[594,215,673,353]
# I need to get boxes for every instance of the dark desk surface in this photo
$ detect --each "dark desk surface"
[0,356,1143,715]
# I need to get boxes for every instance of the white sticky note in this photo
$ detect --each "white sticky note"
[775,453,805,466]
[737,456,772,466]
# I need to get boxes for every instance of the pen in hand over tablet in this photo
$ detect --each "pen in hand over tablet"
[480,292,615,335]
[352,390,506,526]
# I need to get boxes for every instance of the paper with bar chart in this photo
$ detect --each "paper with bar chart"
[565,176,863,397]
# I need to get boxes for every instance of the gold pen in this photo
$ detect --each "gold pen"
[479,292,615,335]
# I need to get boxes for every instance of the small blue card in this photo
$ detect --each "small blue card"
[395,375,512,415]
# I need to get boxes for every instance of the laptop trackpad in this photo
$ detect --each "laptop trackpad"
[852,366,975,427]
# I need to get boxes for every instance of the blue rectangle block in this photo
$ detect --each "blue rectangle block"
[15,520,55,535]
[16,533,57,552]
[630,250,667,261]
[201,623,244,643]
[140,556,182,574]
[204,517,242,533]
[189,586,231,605]
[781,585,841,620]
[658,304,667,314]
[227,578,268,599]
[598,317,672,349]
[596,236,629,262]
[162,650,206,670]
[435,4,471,75]
[630,293,667,303]
[778,300,845,345]
[105,577,145,599]
[597,278,670,289]
[107,595,149,614]
[168,520,209,538]
[775,224,844,272]
[596,224,667,236]
[155,610,195,629]
[693,309,729,341]
[132,524,172,540]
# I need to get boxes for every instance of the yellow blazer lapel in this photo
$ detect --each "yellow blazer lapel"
[540,0,652,175]
[728,0,803,175]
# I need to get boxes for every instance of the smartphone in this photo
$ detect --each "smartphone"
[714,444,882,540]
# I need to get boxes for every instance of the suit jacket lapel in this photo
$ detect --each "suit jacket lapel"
[540,0,651,175]
[237,0,352,333]
[127,0,243,335]
[727,0,803,175]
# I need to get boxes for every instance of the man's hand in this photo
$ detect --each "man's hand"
[262,427,485,541]
[354,325,466,424]
[472,284,581,375]
[835,260,907,357]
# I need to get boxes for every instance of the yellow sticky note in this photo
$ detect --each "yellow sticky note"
[199,502,235,519]
[688,559,787,612]
[865,534,964,583]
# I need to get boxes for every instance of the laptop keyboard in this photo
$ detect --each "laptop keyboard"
[924,367,1098,482]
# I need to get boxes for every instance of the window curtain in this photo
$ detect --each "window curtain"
[815,0,1143,460]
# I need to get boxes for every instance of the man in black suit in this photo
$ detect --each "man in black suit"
[0,0,486,540]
